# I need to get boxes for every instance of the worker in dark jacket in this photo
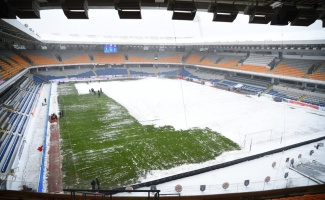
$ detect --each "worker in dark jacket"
[91,180,96,190]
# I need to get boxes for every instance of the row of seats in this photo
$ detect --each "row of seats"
[268,89,301,101]
[243,54,275,66]
[235,64,271,73]
[36,66,182,79]
[1,50,325,82]
[302,95,325,107]
[177,68,267,94]
[96,68,128,76]
[184,68,222,81]
[227,75,271,87]
[0,55,27,81]
[0,133,21,173]
[272,64,306,78]
[0,76,41,174]
[268,88,325,106]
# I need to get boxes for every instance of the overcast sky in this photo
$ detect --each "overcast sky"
[12,9,325,44]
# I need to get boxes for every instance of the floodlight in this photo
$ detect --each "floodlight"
[63,0,89,19]
[115,0,141,19]
[271,5,298,26]
[208,3,238,22]
[168,0,196,21]
[291,9,318,26]
[8,0,40,19]
[244,5,274,24]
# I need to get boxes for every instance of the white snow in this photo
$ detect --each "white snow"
[8,77,325,196]
[7,84,51,191]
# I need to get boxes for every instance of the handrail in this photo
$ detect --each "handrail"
[63,189,161,200]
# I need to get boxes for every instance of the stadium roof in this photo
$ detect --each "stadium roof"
[1,0,325,45]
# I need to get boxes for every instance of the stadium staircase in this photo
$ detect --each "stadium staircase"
[61,70,69,78]
[199,54,208,63]
[303,63,317,78]
[92,69,98,77]
[127,68,130,76]
[33,74,48,83]
[12,50,33,66]
[88,53,94,61]
[230,61,239,69]
[305,62,322,78]
[55,54,62,62]
[263,84,274,94]
[312,63,323,73]
[155,67,158,76]
[297,95,306,102]
[269,59,282,72]
[182,51,192,63]
[215,57,223,64]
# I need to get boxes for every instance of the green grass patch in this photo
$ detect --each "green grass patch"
[58,82,240,189]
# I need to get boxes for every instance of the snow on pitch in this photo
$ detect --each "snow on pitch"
[76,77,325,146]
[75,77,325,195]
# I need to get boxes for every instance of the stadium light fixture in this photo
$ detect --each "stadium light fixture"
[291,9,318,26]
[244,5,274,24]
[168,0,197,21]
[208,3,238,22]
[271,5,298,26]
[115,0,141,19]
[63,0,89,19]
[320,11,325,28]
[7,0,40,19]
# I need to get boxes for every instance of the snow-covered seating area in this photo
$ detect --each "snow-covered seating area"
[267,89,302,101]
[0,76,41,174]
[227,75,271,87]
[243,54,275,67]
[96,67,128,76]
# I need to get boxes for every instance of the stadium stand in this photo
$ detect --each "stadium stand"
[156,65,181,76]
[35,67,66,80]
[309,63,325,81]
[272,59,317,78]
[61,68,93,78]
[0,75,40,174]
[302,95,325,107]
[128,64,156,75]
[95,66,128,76]
[199,53,221,67]
[157,52,183,63]
[11,55,30,68]
[60,50,92,64]
[92,52,126,64]
[233,54,275,73]
[215,56,241,68]
[235,64,271,73]
[267,89,302,101]
[184,67,223,82]
[23,50,61,66]
[184,52,206,65]
[226,75,271,87]
[243,54,275,67]
[0,52,27,81]
[126,50,156,63]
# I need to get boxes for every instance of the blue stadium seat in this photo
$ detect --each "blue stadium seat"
[1,135,20,173]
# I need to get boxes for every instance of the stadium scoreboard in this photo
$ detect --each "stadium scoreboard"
[104,44,118,53]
